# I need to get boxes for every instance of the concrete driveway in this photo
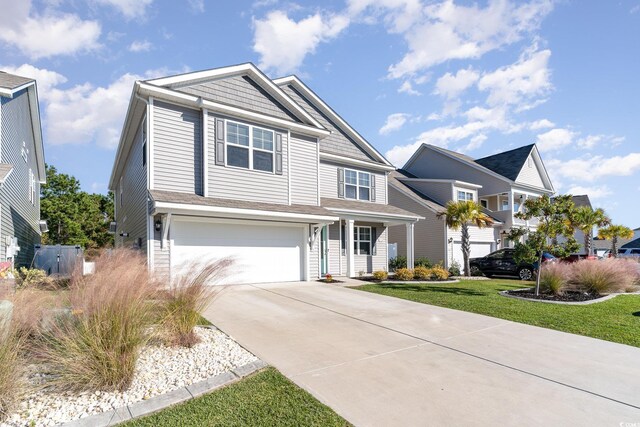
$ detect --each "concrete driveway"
[203,281,640,426]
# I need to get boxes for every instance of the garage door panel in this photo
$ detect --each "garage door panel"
[171,220,304,285]
[452,241,493,273]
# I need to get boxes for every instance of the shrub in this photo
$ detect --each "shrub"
[15,267,52,289]
[372,270,388,281]
[414,257,432,268]
[448,260,461,276]
[413,266,431,280]
[394,268,414,281]
[389,256,407,272]
[539,262,570,295]
[569,258,638,295]
[430,266,450,281]
[0,315,23,422]
[161,259,232,348]
[37,249,157,392]
[324,274,333,283]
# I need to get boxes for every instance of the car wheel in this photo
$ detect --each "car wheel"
[518,267,533,281]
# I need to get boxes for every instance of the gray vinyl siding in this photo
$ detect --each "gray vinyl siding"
[280,85,374,162]
[0,90,40,267]
[289,135,318,205]
[515,155,545,188]
[207,114,289,204]
[152,213,170,278]
[388,186,447,265]
[115,117,148,252]
[406,149,510,197]
[178,75,298,122]
[319,161,386,204]
[153,101,202,195]
[339,222,388,274]
[404,181,452,206]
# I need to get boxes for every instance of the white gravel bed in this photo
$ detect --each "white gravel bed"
[3,327,258,427]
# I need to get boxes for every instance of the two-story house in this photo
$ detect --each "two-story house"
[388,143,554,271]
[0,72,47,268]
[109,64,421,284]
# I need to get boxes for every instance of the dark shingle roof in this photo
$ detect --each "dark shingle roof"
[592,237,635,250]
[150,190,336,217]
[474,144,534,181]
[621,237,640,249]
[0,72,34,90]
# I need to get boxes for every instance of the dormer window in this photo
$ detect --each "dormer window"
[345,169,370,201]
[457,191,473,202]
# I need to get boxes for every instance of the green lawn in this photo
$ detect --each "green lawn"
[357,279,640,348]
[124,368,351,427]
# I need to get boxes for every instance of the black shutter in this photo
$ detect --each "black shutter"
[215,118,225,166]
[371,227,377,255]
[341,222,346,256]
[337,168,345,198]
[370,174,376,202]
[275,133,283,175]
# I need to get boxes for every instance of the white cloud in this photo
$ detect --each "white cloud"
[253,10,349,75]
[547,153,640,182]
[376,0,554,79]
[529,118,554,130]
[379,113,410,135]
[398,80,421,95]
[460,134,487,153]
[477,47,552,107]
[93,0,154,19]
[128,40,152,52]
[0,64,67,101]
[0,0,101,59]
[188,0,205,13]
[434,67,479,98]
[535,128,575,152]
[576,134,602,149]
[565,185,612,200]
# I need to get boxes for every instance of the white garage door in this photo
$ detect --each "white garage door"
[452,241,493,272]
[171,219,304,285]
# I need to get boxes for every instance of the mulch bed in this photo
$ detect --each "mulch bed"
[506,289,602,302]
[316,279,346,284]
[359,277,456,283]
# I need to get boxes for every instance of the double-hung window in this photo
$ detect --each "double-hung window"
[345,169,371,201]
[226,121,274,172]
[457,190,473,202]
[353,226,371,255]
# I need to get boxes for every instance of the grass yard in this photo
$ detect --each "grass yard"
[357,279,640,348]
[124,368,351,427]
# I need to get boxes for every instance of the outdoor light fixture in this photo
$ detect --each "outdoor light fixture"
[119,232,129,237]
[448,237,453,243]
[154,219,162,232]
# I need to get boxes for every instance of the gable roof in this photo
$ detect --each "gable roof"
[571,195,592,209]
[621,237,640,249]
[273,75,392,167]
[388,169,445,214]
[0,71,46,183]
[475,144,534,181]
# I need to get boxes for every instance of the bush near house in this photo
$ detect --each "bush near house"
[389,256,406,272]
[414,257,433,268]
[394,268,414,281]
[413,267,431,280]
[372,270,388,281]
[430,266,451,281]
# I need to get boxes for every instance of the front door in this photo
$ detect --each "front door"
[320,225,329,276]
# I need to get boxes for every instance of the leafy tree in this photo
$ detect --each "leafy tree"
[507,195,579,295]
[571,206,610,256]
[437,200,494,277]
[597,224,633,257]
[40,164,114,248]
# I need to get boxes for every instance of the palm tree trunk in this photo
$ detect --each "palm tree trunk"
[612,236,618,257]
[584,232,591,257]
[461,224,471,277]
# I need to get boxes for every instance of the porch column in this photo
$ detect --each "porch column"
[346,219,355,277]
[406,222,415,269]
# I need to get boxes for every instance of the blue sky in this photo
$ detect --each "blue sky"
[1,0,638,227]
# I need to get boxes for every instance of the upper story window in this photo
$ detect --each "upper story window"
[345,169,370,201]
[457,190,473,202]
[480,199,488,209]
[226,121,274,172]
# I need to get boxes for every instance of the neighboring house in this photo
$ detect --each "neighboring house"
[388,143,554,270]
[620,237,640,250]
[593,236,635,257]
[0,72,46,268]
[109,64,421,284]
[565,194,593,254]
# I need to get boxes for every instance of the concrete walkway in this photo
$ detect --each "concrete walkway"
[203,281,640,426]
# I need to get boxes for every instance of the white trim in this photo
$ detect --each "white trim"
[384,172,388,204]
[338,220,343,275]
[153,201,339,223]
[224,120,275,173]
[273,75,392,166]
[287,130,291,205]
[202,108,209,197]
[146,63,324,129]
[147,214,153,271]
[320,152,395,171]
[148,97,154,190]
[0,82,33,98]
[138,83,331,138]
[316,140,320,206]
[353,225,372,255]
[346,219,355,277]
[303,227,310,281]
[480,198,489,209]
[325,207,423,221]
[399,177,483,189]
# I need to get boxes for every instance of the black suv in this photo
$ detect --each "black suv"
[469,249,555,280]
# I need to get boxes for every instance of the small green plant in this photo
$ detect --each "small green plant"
[15,267,51,289]
[389,256,407,272]
[448,260,461,276]
[413,266,431,280]
[414,257,432,268]
[394,268,414,281]
[358,270,365,278]
[372,270,388,281]
[324,273,334,283]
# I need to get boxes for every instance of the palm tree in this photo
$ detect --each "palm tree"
[572,206,610,256]
[598,224,633,257]
[437,200,494,276]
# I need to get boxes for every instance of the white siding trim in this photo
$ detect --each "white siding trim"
[316,140,320,206]
[148,97,154,190]
[202,108,209,197]
[338,220,342,275]
[147,214,153,271]
[287,130,291,205]
[303,227,310,281]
